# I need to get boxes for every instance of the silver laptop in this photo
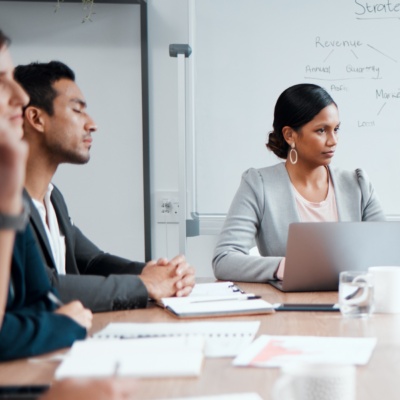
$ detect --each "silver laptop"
[268,222,400,292]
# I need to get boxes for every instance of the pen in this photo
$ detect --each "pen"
[47,291,64,308]
[190,295,261,304]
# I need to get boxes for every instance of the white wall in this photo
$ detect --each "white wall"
[148,0,217,277]
[0,1,145,260]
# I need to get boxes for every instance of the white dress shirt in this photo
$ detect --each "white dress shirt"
[32,184,66,275]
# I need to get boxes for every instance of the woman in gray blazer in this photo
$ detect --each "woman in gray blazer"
[212,84,385,283]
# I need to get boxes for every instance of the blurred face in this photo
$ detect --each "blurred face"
[292,104,340,167]
[40,78,97,165]
[0,46,29,138]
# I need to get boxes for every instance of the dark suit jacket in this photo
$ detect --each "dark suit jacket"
[24,187,149,312]
[0,226,86,361]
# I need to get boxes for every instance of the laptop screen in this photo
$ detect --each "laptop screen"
[270,222,400,292]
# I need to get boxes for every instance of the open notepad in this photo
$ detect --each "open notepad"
[55,336,204,379]
[158,282,275,318]
[93,321,260,358]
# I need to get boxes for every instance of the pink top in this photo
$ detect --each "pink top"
[275,174,338,280]
[293,176,338,223]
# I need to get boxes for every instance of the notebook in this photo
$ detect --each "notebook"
[269,221,400,292]
[162,298,274,318]
[158,282,274,318]
[157,281,249,307]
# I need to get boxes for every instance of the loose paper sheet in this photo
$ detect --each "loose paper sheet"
[233,335,377,367]
[55,336,204,379]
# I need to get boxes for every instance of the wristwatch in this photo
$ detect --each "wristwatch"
[0,200,30,231]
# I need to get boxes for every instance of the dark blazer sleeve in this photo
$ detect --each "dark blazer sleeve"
[0,310,85,361]
[46,269,149,312]
[0,227,86,362]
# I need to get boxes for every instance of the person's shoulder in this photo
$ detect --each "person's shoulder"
[242,163,285,180]
[240,164,286,192]
[330,167,375,197]
[330,166,371,182]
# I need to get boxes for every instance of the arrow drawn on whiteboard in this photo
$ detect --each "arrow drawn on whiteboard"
[351,50,359,60]
[323,49,334,62]
[367,44,397,63]
[377,103,387,116]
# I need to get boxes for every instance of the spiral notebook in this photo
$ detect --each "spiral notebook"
[157,282,274,318]
[157,281,250,307]
[93,321,260,358]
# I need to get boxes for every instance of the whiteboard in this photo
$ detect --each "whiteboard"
[192,0,400,216]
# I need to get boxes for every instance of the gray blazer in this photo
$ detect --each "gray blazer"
[212,163,386,283]
[24,187,148,313]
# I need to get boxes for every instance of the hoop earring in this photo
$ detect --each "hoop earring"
[289,143,298,165]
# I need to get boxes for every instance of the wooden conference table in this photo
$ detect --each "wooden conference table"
[1,282,400,400]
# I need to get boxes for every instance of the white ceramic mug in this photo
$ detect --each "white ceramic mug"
[338,271,373,318]
[272,363,356,400]
[368,266,400,313]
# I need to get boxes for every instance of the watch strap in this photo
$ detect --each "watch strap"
[0,199,30,231]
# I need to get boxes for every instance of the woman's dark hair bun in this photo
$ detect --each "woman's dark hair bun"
[266,83,336,159]
[266,130,288,159]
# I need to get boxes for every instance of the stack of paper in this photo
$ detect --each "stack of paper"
[93,321,260,357]
[233,335,377,367]
[55,336,204,379]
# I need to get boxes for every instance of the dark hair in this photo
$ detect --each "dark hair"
[14,61,75,115]
[0,30,11,49]
[266,83,337,159]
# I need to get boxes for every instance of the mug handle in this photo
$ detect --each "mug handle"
[345,275,370,306]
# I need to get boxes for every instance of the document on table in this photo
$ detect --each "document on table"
[55,336,204,379]
[164,299,274,318]
[157,394,263,400]
[233,335,377,368]
[157,282,274,318]
[93,321,260,358]
[180,281,247,297]
[158,282,252,307]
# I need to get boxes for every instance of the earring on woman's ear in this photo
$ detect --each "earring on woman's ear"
[289,143,298,165]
